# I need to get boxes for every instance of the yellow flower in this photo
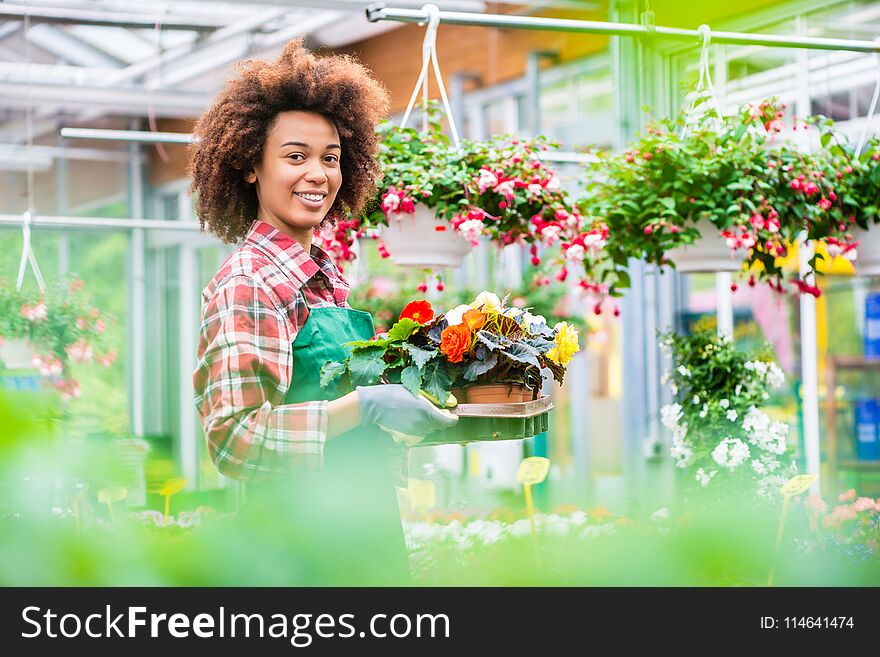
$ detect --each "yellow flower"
[547,322,580,366]
[472,291,502,313]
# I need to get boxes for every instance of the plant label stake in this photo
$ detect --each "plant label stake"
[158,478,187,526]
[768,473,817,587]
[407,478,437,521]
[97,486,127,524]
[517,457,550,535]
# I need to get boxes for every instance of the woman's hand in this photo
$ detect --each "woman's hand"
[356,384,459,439]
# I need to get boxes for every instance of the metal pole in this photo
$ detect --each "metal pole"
[798,236,822,494]
[60,128,196,144]
[128,130,146,440]
[365,4,880,53]
[0,214,206,231]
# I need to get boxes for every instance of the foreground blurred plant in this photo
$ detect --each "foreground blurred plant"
[659,330,797,502]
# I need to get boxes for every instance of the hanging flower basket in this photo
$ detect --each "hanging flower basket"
[666,219,746,273]
[851,226,880,276]
[380,205,473,269]
[0,336,39,370]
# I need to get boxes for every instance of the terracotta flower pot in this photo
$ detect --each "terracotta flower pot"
[464,383,525,404]
[451,387,467,404]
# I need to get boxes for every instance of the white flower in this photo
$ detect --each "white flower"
[458,218,485,244]
[472,291,502,313]
[719,399,729,409]
[677,365,691,378]
[695,468,717,487]
[699,403,708,418]
[477,169,498,192]
[493,180,516,198]
[564,244,586,262]
[650,508,670,522]
[711,438,751,470]
[544,175,561,191]
[381,193,400,213]
[670,436,693,467]
[540,225,562,243]
[503,306,523,318]
[692,394,700,405]
[522,311,547,329]
[527,183,543,198]
[443,304,472,326]
[660,403,683,430]
[751,459,768,475]
[726,409,738,422]
[735,384,742,396]
[670,384,678,395]
[762,391,770,400]
[766,363,785,389]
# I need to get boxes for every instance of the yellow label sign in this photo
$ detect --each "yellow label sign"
[159,478,187,497]
[407,478,436,512]
[517,457,550,485]
[98,487,127,504]
[780,474,818,497]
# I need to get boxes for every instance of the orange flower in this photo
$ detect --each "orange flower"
[462,308,485,331]
[399,300,434,324]
[440,324,472,363]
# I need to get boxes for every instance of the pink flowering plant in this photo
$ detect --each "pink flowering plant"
[803,489,880,552]
[0,278,116,398]
[580,98,841,297]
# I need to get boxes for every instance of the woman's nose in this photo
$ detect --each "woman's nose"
[304,160,328,183]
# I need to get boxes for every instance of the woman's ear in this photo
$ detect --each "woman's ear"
[244,169,256,184]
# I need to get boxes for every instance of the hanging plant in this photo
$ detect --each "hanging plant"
[578,97,840,297]
[0,278,116,399]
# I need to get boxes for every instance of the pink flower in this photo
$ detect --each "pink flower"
[477,168,499,193]
[804,494,829,514]
[381,191,401,214]
[853,497,876,513]
[98,350,117,368]
[76,317,88,330]
[749,214,765,230]
[65,340,93,364]
[493,180,516,200]
[564,244,586,262]
[747,102,763,120]
[94,319,106,334]
[457,218,485,246]
[818,198,832,210]
[838,488,857,502]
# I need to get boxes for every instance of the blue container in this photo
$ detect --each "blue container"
[854,399,880,461]
[865,293,880,358]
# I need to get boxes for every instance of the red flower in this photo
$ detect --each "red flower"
[440,324,472,363]
[399,300,434,324]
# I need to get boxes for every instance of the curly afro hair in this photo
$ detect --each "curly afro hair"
[189,40,390,244]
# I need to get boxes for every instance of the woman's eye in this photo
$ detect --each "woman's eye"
[324,155,339,163]
[287,153,305,161]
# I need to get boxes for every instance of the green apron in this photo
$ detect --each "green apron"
[272,289,411,584]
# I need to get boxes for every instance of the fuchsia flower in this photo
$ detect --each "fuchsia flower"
[477,168,499,193]
[65,340,93,363]
[21,302,47,321]
[839,488,857,502]
[853,497,877,513]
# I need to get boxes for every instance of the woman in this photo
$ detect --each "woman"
[190,41,457,583]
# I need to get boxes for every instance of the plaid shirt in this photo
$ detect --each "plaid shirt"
[194,219,351,481]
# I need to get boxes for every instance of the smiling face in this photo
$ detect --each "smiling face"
[246,111,342,248]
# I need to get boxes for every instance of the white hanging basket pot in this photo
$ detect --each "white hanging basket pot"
[0,337,39,370]
[666,219,745,273]
[851,226,880,277]
[379,204,472,269]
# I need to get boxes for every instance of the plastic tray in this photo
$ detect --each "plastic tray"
[419,396,553,446]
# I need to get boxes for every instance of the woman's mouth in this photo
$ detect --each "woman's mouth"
[293,192,327,208]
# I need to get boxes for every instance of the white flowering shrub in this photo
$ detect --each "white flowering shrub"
[658,331,797,501]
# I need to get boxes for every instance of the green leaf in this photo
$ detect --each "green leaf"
[349,348,388,386]
[400,365,422,398]
[476,330,512,351]
[319,361,347,389]
[402,343,437,369]
[820,132,832,148]
[500,342,541,368]
[463,352,499,382]
[387,318,420,341]
[421,360,454,405]
[659,197,675,211]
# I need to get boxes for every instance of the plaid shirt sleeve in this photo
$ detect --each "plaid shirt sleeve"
[193,274,327,481]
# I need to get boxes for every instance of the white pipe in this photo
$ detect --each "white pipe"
[798,235,822,495]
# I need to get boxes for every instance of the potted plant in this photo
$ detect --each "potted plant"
[579,98,839,297]
[810,120,880,276]
[358,103,473,269]
[0,278,116,398]
[320,291,579,407]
